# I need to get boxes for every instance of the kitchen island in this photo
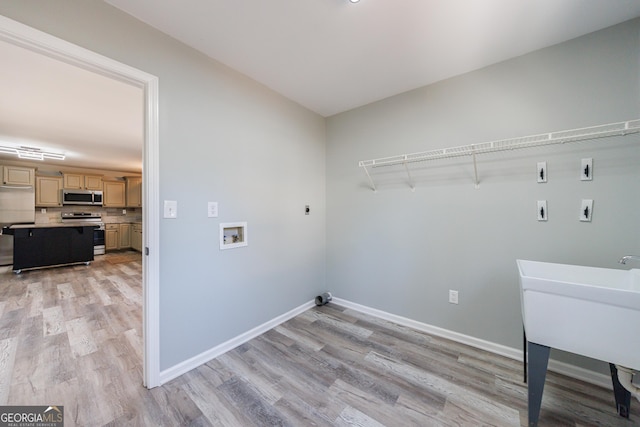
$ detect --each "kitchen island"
[5,223,96,273]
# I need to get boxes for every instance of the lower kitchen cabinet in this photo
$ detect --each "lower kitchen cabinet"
[131,223,142,252]
[119,223,131,248]
[105,223,135,251]
[105,224,119,251]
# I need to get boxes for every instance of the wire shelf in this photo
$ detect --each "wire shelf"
[358,119,640,191]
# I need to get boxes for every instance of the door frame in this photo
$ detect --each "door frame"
[0,15,161,388]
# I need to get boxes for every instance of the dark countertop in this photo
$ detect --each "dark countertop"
[8,222,100,229]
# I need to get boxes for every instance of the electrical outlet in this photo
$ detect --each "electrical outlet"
[580,199,593,222]
[581,158,593,181]
[537,161,547,183]
[122,209,127,215]
[537,200,547,221]
[449,290,459,304]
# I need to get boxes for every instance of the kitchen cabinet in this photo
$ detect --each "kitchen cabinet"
[2,165,35,186]
[35,175,63,207]
[119,223,131,248]
[103,181,126,207]
[85,175,103,190]
[105,224,119,251]
[63,173,103,190]
[125,177,142,207]
[105,223,134,251]
[131,223,142,252]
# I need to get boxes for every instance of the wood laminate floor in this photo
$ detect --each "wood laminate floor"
[0,252,637,426]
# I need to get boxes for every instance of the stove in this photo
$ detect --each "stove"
[61,212,105,255]
[61,212,102,223]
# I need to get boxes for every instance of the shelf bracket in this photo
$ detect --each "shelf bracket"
[361,163,377,192]
[472,145,480,189]
[403,158,415,192]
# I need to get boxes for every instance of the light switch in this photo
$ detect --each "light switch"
[208,202,218,218]
[537,162,547,183]
[163,200,177,218]
[580,199,593,222]
[581,158,593,181]
[537,200,547,221]
[449,290,459,304]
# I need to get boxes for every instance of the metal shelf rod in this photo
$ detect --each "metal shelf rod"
[358,119,640,191]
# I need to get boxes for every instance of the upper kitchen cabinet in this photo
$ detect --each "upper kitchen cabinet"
[2,165,35,186]
[84,175,103,190]
[35,175,63,207]
[125,176,142,208]
[103,180,126,207]
[63,173,84,188]
[63,173,103,190]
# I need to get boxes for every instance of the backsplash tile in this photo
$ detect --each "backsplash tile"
[35,206,142,224]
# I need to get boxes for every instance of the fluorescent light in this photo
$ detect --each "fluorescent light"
[0,145,65,161]
[18,150,44,160]
[42,152,66,160]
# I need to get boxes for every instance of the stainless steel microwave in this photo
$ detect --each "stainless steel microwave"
[62,189,103,206]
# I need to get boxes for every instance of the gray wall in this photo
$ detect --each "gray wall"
[326,19,640,372]
[0,1,326,369]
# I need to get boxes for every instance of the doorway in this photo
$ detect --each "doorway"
[0,15,160,388]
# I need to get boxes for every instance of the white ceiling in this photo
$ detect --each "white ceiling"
[105,0,640,117]
[1,1,640,173]
[0,39,144,173]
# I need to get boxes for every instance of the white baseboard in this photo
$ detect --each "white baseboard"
[159,300,315,385]
[159,296,611,390]
[331,297,612,390]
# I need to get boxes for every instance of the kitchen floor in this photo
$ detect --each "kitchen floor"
[0,250,144,425]
[0,254,637,426]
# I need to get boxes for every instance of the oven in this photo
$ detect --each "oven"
[61,212,105,255]
[93,224,105,255]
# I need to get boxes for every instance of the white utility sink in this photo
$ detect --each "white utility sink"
[517,259,640,370]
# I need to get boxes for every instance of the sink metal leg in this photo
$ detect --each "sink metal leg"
[609,363,631,418]
[527,341,550,427]
[523,326,527,383]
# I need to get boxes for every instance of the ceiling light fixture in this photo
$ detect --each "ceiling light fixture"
[0,145,65,161]
[349,0,360,3]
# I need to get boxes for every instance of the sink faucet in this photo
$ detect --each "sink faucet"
[619,255,640,265]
